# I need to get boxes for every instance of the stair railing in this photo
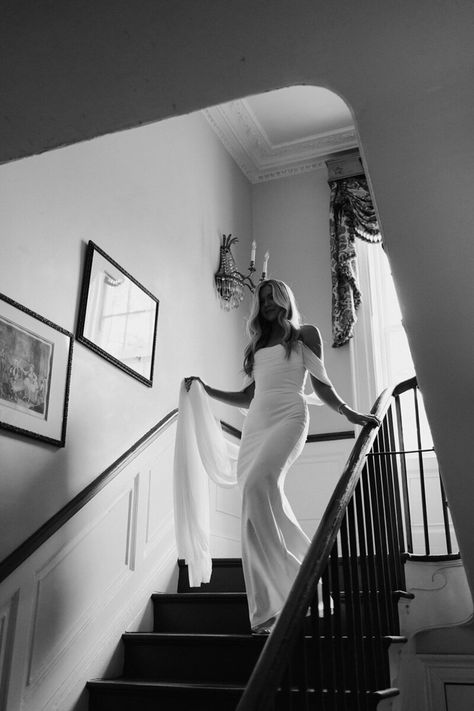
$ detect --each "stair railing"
[236,376,453,711]
[391,377,457,559]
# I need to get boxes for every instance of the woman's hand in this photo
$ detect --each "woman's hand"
[340,405,380,428]
[184,376,203,392]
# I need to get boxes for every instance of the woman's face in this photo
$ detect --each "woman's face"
[259,284,282,322]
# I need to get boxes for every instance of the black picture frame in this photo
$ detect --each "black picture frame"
[0,293,73,447]
[76,241,159,387]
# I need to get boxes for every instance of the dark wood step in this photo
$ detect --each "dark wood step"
[87,679,399,711]
[87,679,244,711]
[152,592,251,634]
[177,558,245,593]
[274,686,400,711]
[295,634,406,690]
[122,632,266,684]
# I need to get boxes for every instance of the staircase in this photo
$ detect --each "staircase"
[87,558,407,710]
[87,559,260,710]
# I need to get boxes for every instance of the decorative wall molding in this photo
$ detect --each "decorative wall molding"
[0,417,179,711]
[26,486,134,689]
[36,544,177,711]
[0,409,178,586]
[286,438,354,540]
[326,152,364,182]
[0,591,19,711]
[420,654,474,711]
[203,99,357,183]
[403,558,473,638]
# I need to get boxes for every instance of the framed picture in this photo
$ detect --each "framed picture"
[0,293,73,447]
[76,241,159,387]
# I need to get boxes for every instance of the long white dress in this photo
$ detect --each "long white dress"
[237,340,332,629]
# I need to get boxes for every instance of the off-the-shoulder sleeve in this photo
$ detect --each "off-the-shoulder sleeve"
[301,342,333,406]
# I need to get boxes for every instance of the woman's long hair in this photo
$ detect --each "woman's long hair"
[243,279,302,376]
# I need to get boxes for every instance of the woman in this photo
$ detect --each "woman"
[185,279,378,634]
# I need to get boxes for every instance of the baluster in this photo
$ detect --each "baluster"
[280,664,292,710]
[368,434,393,636]
[309,569,323,707]
[330,539,345,707]
[340,512,359,710]
[395,394,413,553]
[291,620,309,711]
[386,404,407,588]
[413,387,430,555]
[379,415,402,614]
[347,497,366,707]
[439,472,453,555]
[361,462,385,688]
[354,479,377,691]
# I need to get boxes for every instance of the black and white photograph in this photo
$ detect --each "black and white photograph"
[0,5,472,711]
[0,293,73,446]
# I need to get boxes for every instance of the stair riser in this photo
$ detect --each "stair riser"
[123,637,265,683]
[88,685,395,711]
[178,561,245,593]
[153,598,251,634]
[305,636,390,690]
[274,690,396,711]
[88,687,242,711]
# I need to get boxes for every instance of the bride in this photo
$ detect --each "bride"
[185,279,378,634]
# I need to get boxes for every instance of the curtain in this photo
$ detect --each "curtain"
[329,175,382,347]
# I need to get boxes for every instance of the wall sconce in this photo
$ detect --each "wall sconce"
[214,234,269,310]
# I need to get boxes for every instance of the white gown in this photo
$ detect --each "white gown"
[237,340,332,629]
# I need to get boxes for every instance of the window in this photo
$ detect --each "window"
[360,241,415,392]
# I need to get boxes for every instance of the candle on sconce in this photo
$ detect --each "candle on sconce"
[262,251,270,278]
[250,240,256,265]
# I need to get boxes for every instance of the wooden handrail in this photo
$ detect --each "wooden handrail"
[0,409,179,584]
[237,373,455,709]
[0,392,354,583]
[393,375,417,396]
[236,387,393,710]
[1,403,354,586]
[0,379,418,587]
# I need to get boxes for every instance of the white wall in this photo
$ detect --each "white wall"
[0,111,252,561]
[252,167,354,434]
[0,412,180,711]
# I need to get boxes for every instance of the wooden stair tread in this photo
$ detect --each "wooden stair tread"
[123,632,264,643]
[152,592,247,600]
[88,679,245,691]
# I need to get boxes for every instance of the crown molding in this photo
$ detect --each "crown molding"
[203,99,357,183]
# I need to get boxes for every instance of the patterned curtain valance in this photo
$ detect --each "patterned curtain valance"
[329,175,382,347]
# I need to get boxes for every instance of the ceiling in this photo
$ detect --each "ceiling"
[203,85,357,183]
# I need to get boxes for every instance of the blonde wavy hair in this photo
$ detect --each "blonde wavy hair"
[243,279,302,376]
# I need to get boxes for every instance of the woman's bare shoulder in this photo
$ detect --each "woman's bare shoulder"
[298,324,323,357]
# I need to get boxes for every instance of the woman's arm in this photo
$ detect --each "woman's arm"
[184,376,255,409]
[300,325,380,428]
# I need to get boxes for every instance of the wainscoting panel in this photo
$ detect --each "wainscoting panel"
[445,682,474,711]
[0,591,18,711]
[209,481,242,557]
[0,420,178,711]
[208,437,354,556]
[421,655,474,711]
[144,426,175,556]
[395,559,474,711]
[26,488,132,688]
[286,439,354,540]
